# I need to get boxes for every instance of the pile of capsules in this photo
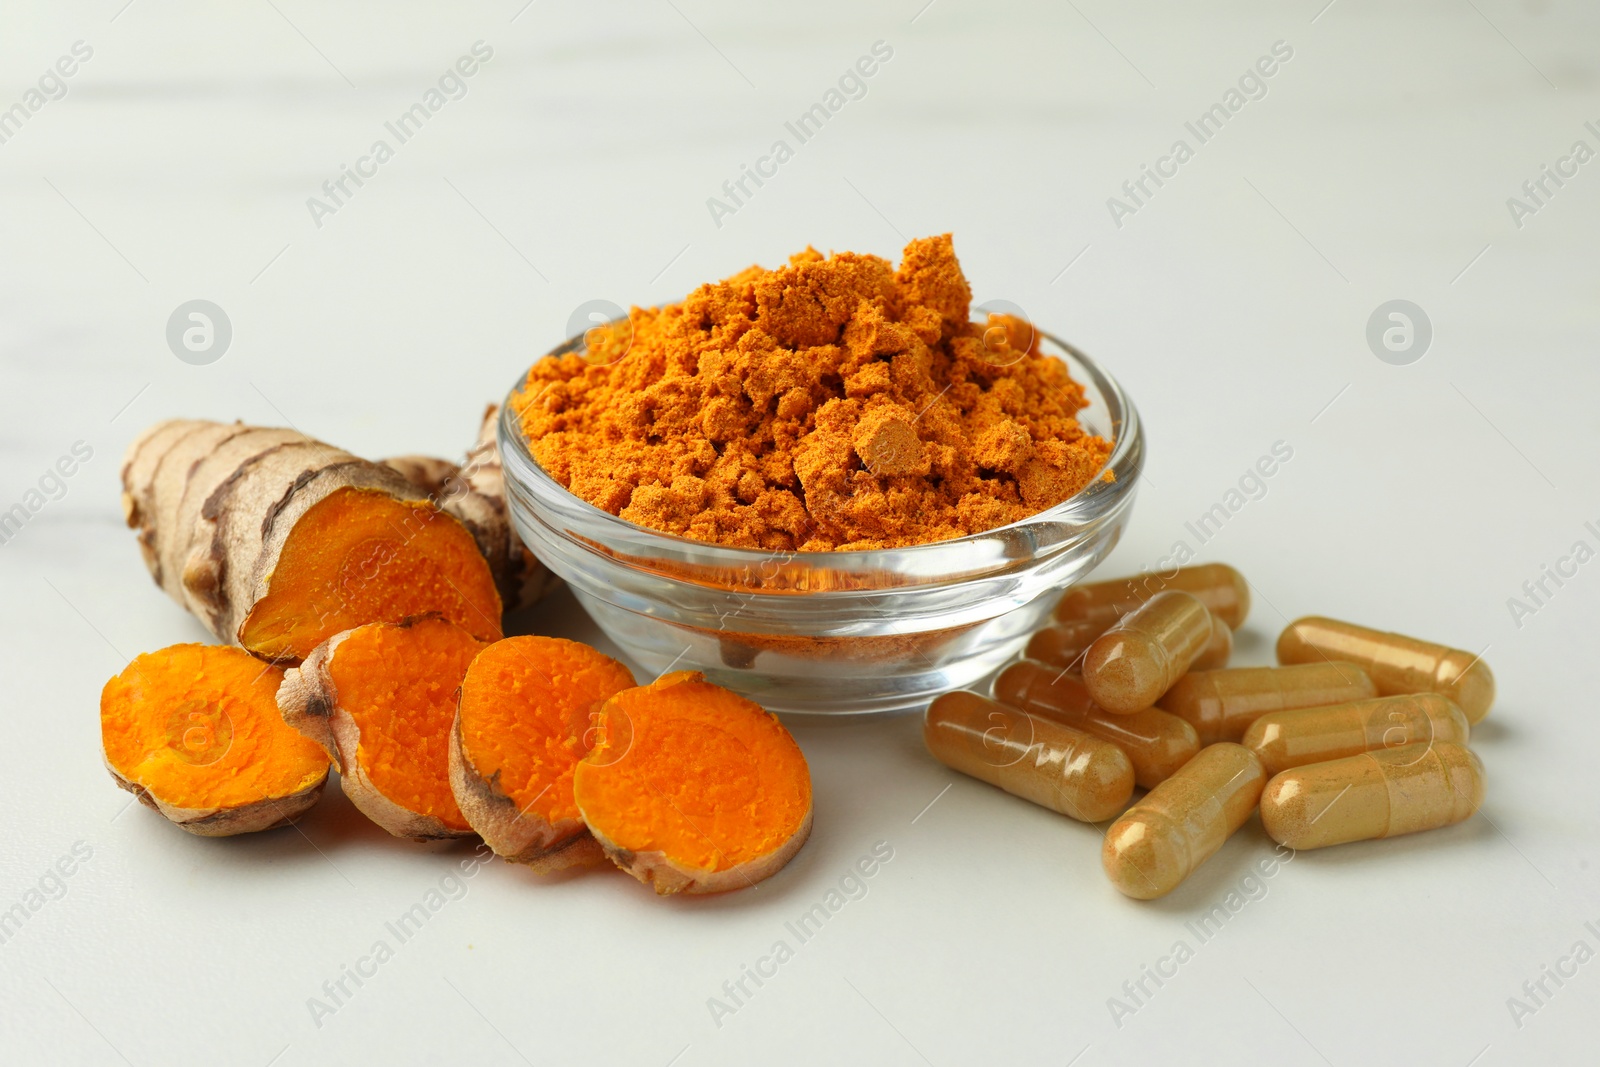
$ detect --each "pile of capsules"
[923,563,1492,900]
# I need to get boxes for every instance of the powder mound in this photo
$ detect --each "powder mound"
[514,235,1113,551]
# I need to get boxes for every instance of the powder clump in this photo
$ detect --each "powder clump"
[514,235,1113,551]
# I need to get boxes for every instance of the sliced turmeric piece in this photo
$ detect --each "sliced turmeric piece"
[101,644,331,836]
[239,486,502,660]
[278,616,487,840]
[449,636,636,870]
[383,412,560,612]
[573,672,813,895]
[120,419,503,662]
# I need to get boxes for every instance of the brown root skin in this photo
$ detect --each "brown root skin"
[121,419,502,659]
[105,757,326,837]
[121,420,209,584]
[381,455,462,500]
[453,404,560,610]
[275,631,344,763]
[592,807,814,896]
[524,835,607,875]
[279,623,477,842]
[445,714,606,871]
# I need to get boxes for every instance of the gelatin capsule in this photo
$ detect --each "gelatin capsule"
[994,661,1201,789]
[1192,614,1233,671]
[1025,618,1109,670]
[1259,741,1484,850]
[1242,693,1470,776]
[924,691,1134,823]
[1030,614,1229,674]
[1102,743,1265,900]
[1055,562,1250,629]
[1277,616,1495,724]
[1084,591,1213,714]
[1158,662,1376,745]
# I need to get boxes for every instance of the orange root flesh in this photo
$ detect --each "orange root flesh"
[574,672,812,884]
[102,644,329,813]
[456,637,636,833]
[328,617,486,833]
[240,487,502,661]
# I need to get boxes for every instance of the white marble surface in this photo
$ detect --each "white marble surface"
[3,1,1599,1063]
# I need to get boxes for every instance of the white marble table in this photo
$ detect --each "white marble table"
[3,1,1597,1063]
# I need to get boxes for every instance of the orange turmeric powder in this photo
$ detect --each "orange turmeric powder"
[514,235,1112,551]
[573,671,812,894]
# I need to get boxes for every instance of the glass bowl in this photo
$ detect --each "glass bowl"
[498,326,1143,716]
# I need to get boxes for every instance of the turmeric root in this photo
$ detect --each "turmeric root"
[380,407,556,611]
[451,404,559,610]
[449,636,635,870]
[380,455,462,500]
[278,615,486,840]
[573,672,813,895]
[121,420,503,662]
[101,644,331,836]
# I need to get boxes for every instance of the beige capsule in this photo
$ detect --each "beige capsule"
[1242,693,1470,776]
[1102,743,1265,900]
[994,661,1201,789]
[924,691,1134,823]
[1025,618,1110,670]
[1259,741,1484,850]
[1084,591,1214,714]
[1032,613,1230,675]
[1159,662,1377,745]
[1055,563,1250,629]
[1277,616,1494,724]
[1193,614,1233,671]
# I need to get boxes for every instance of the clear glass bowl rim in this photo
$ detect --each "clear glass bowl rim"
[498,323,1143,590]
